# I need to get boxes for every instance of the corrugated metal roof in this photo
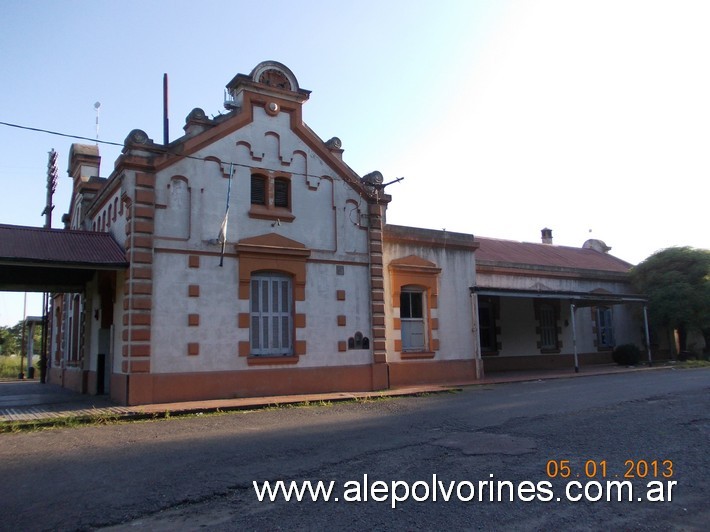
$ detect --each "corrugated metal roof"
[475,236,632,273]
[0,224,127,266]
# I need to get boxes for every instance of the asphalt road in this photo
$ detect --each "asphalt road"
[0,368,708,531]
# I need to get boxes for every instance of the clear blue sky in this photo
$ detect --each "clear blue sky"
[1,0,708,326]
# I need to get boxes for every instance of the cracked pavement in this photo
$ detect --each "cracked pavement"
[1,368,708,531]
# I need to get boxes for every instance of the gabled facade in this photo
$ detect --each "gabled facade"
[48,61,481,405]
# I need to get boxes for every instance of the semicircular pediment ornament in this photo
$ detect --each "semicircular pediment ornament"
[259,69,291,90]
[250,61,299,92]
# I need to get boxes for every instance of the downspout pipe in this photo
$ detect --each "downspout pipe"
[570,302,579,373]
[470,290,483,380]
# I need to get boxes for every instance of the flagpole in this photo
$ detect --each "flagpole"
[219,163,234,267]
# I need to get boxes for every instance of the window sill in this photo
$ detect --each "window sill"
[540,348,561,354]
[481,350,500,357]
[400,351,436,360]
[247,355,299,366]
[248,205,295,223]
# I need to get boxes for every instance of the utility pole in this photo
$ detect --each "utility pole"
[39,149,58,383]
[42,149,58,228]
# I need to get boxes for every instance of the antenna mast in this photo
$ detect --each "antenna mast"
[163,73,169,145]
[94,101,101,144]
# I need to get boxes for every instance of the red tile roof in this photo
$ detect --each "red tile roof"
[0,224,127,266]
[475,236,632,273]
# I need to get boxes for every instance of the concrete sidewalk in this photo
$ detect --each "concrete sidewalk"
[0,363,673,427]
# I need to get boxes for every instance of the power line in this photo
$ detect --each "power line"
[0,121,124,147]
[0,120,369,184]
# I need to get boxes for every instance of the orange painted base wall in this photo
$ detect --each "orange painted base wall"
[483,352,613,372]
[116,363,387,406]
[111,373,128,405]
[389,359,480,387]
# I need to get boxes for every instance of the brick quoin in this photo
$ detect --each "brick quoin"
[135,173,156,187]
[132,206,155,219]
[133,221,154,234]
[129,344,151,357]
[132,235,154,248]
[131,251,153,264]
[131,297,152,311]
[134,189,155,205]
[130,313,151,326]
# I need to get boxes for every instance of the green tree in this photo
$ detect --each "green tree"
[0,323,22,356]
[0,320,44,357]
[630,247,710,355]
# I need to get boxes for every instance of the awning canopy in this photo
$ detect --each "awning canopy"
[471,286,647,307]
[0,224,128,292]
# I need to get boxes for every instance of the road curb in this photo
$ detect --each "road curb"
[0,364,695,430]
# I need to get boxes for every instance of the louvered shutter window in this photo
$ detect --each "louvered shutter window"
[251,175,266,205]
[274,178,289,208]
[250,273,293,356]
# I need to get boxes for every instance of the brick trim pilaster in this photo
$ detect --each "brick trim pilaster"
[368,202,387,365]
[123,172,156,373]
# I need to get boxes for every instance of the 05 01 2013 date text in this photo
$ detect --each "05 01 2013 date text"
[546,459,673,479]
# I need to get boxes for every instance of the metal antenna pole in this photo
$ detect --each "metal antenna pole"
[94,102,101,144]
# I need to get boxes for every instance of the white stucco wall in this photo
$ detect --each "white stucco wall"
[497,298,535,356]
[151,251,241,373]
[495,297,644,357]
[150,107,369,261]
[383,238,477,362]
[302,262,372,367]
[146,103,373,374]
